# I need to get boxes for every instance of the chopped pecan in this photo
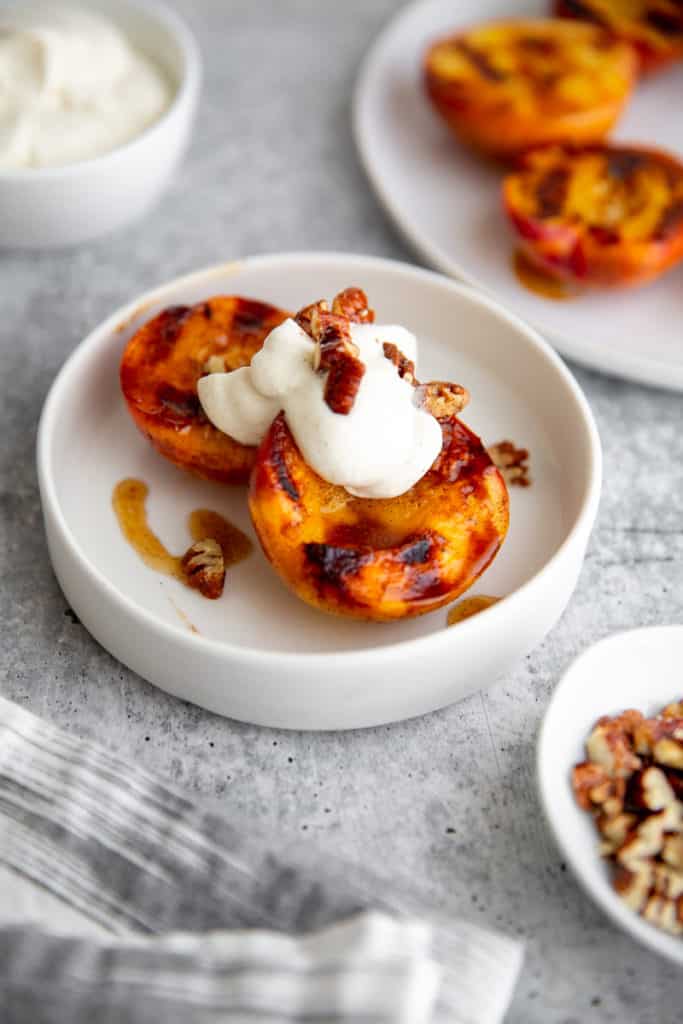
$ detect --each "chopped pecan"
[202,354,226,375]
[652,863,683,902]
[331,287,374,324]
[382,341,416,385]
[415,381,470,418]
[626,766,677,813]
[614,862,654,913]
[295,299,328,335]
[585,711,643,778]
[597,812,637,855]
[654,737,683,771]
[180,538,225,599]
[574,699,683,940]
[572,761,611,809]
[642,894,683,936]
[662,701,683,720]
[487,440,531,487]
[633,715,683,757]
[617,805,681,867]
[663,835,683,871]
[307,306,366,415]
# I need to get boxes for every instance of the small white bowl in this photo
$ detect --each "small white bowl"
[538,626,683,965]
[37,252,601,729]
[0,0,200,248]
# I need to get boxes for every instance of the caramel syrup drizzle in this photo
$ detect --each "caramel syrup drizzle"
[112,478,251,594]
[513,250,573,301]
[447,595,501,627]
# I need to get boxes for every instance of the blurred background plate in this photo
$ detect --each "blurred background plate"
[353,0,683,391]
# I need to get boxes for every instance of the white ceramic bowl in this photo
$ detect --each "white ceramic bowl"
[538,626,683,965]
[0,0,200,248]
[37,252,601,730]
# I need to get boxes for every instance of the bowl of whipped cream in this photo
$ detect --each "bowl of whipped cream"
[0,1,200,247]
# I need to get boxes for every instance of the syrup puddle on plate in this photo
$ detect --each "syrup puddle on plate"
[447,595,501,627]
[513,250,574,301]
[112,478,252,595]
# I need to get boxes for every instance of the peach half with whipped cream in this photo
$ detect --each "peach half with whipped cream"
[121,287,509,620]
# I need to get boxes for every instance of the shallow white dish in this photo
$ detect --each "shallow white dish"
[37,252,601,730]
[353,0,683,391]
[538,626,683,965]
[0,0,200,248]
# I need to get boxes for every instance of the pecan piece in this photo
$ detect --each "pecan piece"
[633,715,683,757]
[487,440,531,488]
[572,760,611,809]
[642,894,683,936]
[180,538,225,600]
[295,299,328,335]
[617,805,682,867]
[626,766,677,813]
[614,862,655,914]
[585,711,643,778]
[309,307,366,415]
[662,701,683,720]
[654,737,683,771]
[663,835,683,871]
[202,354,226,375]
[415,381,470,418]
[331,287,374,324]
[382,342,416,385]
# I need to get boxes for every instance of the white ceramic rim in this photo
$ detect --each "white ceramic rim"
[0,0,201,180]
[37,251,602,664]
[351,0,683,392]
[536,626,683,966]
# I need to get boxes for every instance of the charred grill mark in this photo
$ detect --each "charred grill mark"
[559,0,608,25]
[607,150,647,180]
[397,537,434,565]
[518,36,557,54]
[654,198,683,239]
[455,40,506,81]
[232,299,283,335]
[589,224,621,245]
[304,543,372,587]
[535,167,570,218]
[645,8,683,37]
[145,305,192,362]
[156,384,202,423]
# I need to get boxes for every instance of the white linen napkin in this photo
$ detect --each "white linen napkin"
[0,694,523,1023]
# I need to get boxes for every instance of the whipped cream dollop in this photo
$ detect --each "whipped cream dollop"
[0,6,173,169]
[198,318,443,500]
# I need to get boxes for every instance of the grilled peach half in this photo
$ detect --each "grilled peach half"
[424,19,637,158]
[503,144,683,288]
[248,413,509,621]
[556,0,683,74]
[120,297,289,484]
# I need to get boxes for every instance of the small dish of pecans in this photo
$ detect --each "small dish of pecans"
[538,625,683,964]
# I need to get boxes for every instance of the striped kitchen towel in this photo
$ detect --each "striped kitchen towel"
[0,694,523,1023]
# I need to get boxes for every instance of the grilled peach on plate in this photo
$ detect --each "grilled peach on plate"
[503,144,683,288]
[424,18,637,158]
[556,0,683,74]
[120,296,289,483]
[249,413,509,622]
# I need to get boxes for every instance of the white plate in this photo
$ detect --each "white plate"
[538,626,683,964]
[354,0,683,391]
[37,253,600,730]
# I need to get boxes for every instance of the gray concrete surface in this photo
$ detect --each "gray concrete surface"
[1,2,682,1020]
